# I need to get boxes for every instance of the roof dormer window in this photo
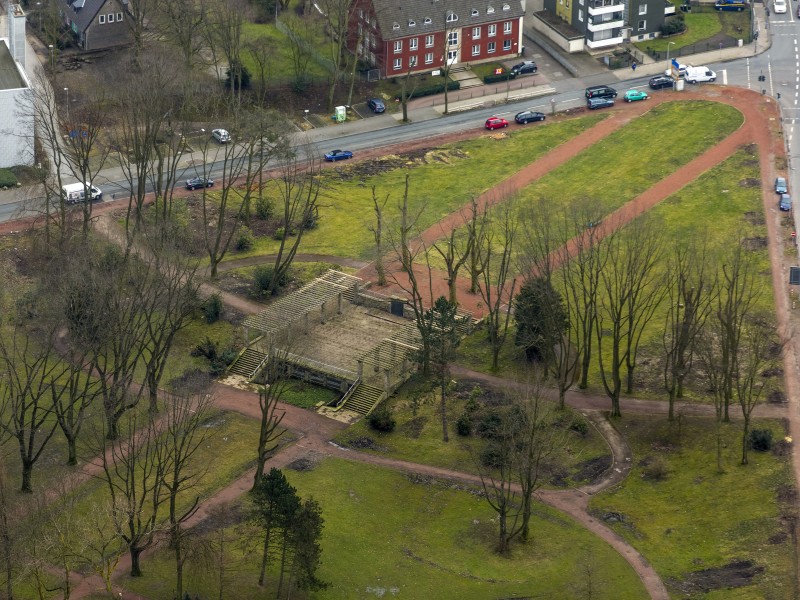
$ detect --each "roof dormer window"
[446,11,458,22]
[487,6,495,13]
[392,22,400,29]
[424,17,432,24]
[409,19,416,26]
[471,8,479,15]
[503,3,511,9]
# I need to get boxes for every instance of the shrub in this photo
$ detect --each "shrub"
[368,405,396,432]
[749,428,773,452]
[235,227,255,251]
[256,197,274,220]
[570,417,590,437]
[394,80,459,101]
[252,265,288,297]
[660,15,686,36]
[225,61,251,90]
[274,227,285,240]
[0,169,18,187]
[480,441,507,468]
[642,457,668,481]
[191,336,219,361]
[456,413,472,436]
[201,294,223,324]
[477,410,504,439]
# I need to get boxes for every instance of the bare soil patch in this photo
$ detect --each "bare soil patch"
[669,560,765,596]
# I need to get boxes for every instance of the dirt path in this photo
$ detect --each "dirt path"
[65,87,792,600]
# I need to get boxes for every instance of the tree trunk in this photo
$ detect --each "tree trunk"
[106,412,120,441]
[440,379,449,443]
[258,525,271,586]
[130,546,143,577]
[579,343,591,389]
[20,462,33,494]
[148,372,159,414]
[610,393,621,419]
[625,364,634,395]
[66,436,78,466]
[174,531,184,600]
[276,531,289,599]
[667,388,676,422]
[741,416,750,465]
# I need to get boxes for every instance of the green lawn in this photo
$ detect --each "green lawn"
[221,114,605,262]
[635,7,722,53]
[334,378,611,485]
[590,416,795,599]
[123,457,650,599]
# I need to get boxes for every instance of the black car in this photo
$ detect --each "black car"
[185,177,214,190]
[367,98,386,113]
[649,75,674,90]
[587,97,615,110]
[515,111,546,124]
[510,61,537,76]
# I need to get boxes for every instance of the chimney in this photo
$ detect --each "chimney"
[7,2,26,70]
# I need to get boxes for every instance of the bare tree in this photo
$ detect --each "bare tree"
[156,0,209,72]
[162,390,215,599]
[476,201,517,371]
[466,196,490,294]
[319,0,357,111]
[282,12,319,92]
[76,498,127,593]
[367,186,389,286]
[0,320,68,493]
[662,238,715,421]
[595,218,664,417]
[214,0,248,104]
[125,0,160,58]
[97,411,168,577]
[253,359,287,490]
[431,208,474,306]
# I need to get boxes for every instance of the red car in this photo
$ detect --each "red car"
[485,117,509,130]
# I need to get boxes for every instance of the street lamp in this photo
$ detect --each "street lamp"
[48,44,54,72]
[666,41,676,68]
[64,87,70,125]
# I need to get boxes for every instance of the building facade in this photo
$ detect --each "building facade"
[542,0,673,50]
[348,0,526,78]
[0,4,33,169]
[60,0,132,51]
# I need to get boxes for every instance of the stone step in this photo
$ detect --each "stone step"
[343,383,385,415]
[228,347,268,379]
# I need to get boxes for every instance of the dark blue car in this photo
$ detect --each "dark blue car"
[367,98,386,113]
[324,149,353,162]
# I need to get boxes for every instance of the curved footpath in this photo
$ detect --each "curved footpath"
[66,87,793,599]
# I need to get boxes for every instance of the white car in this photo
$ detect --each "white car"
[212,128,231,143]
[774,0,787,13]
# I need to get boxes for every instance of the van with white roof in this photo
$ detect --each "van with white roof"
[61,182,103,204]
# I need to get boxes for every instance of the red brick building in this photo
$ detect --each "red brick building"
[348,0,526,78]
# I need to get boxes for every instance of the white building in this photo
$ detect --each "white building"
[0,2,33,168]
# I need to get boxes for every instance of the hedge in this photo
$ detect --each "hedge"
[483,73,514,84]
[0,169,18,188]
[395,80,460,101]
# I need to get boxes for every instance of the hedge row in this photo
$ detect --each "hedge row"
[395,80,460,101]
[483,73,514,84]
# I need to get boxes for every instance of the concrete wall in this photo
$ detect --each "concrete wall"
[530,14,585,52]
[0,85,34,168]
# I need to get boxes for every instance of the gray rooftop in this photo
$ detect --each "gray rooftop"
[0,40,25,91]
[371,0,525,40]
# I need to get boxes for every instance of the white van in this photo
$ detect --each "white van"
[62,182,103,204]
[684,66,716,83]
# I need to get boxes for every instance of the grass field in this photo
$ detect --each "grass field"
[122,457,650,600]
[590,416,795,599]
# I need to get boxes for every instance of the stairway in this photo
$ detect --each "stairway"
[227,347,268,379]
[342,383,385,415]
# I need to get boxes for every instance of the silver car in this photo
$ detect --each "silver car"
[212,128,231,143]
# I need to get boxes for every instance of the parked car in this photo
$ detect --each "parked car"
[585,85,617,99]
[514,111,546,124]
[485,116,510,130]
[587,97,615,110]
[715,0,748,10]
[774,0,787,13]
[185,177,214,190]
[665,63,690,78]
[624,89,649,102]
[685,66,716,83]
[212,128,230,143]
[649,75,674,90]
[367,98,386,113]
[510,61,538,76]
[324,149,353,162]
[780,193,792,211]
[775,177,788,194]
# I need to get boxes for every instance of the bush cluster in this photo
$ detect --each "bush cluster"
[749,428,773,452]
[201,294,223,324]
[190,337,237,377]
[0,169,18,188]
[252,265,288,297]
[368,405,396,432]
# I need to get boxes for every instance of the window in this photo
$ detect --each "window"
[472,44,480,55]
[487,41,496,53]
[488,24,497,36]
[392,22,400,30]
[639,4,647,14]
[425,52,433,64]
[409,19,416,27]
[424,17,432,24]
[472,8,479,15]
[410,55,418,66]
[503,3,511,9]
[503,39,511,50]
[107,13,114,22]
[446,11,458,22]
[393,58,402,70]
[410,37,418,50]
[503,21,512,33]
[578,9,583,20]
[487,5,495,13]
[116,12,122,21]
[472,26,480,38]
[99,14,105,23]
[448,31,458,46]
[425,34,434,47]
[394,40,402,52]
[638,19,646,29]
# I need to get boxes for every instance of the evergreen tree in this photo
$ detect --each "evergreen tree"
[514,277,568,363]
